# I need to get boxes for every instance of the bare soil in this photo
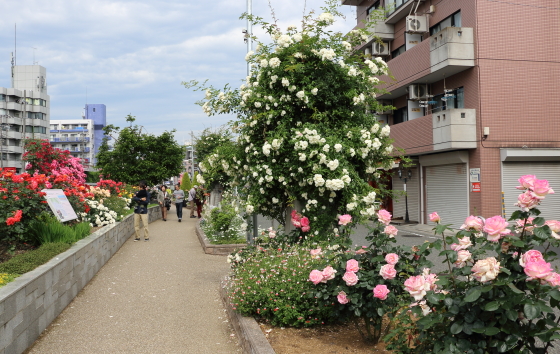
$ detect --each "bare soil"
[259,321,393,354]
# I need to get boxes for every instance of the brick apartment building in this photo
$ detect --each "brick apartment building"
[343,0,560,227]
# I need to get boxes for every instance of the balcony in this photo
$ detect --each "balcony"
[385,0,425,24]
[6,102,22,111]
[0,146,23,154]
[377,27,474,100]
[341,0,364,5]
[363,21,395,44]
[432,109,476,151]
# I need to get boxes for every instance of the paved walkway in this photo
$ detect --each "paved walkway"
[24,207,241,354]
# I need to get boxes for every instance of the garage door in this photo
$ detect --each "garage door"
[426,164,469,228]
[502,162,560,221]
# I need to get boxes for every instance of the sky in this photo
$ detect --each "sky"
[0,0,357,143]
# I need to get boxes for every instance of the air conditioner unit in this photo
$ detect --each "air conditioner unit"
[376,100,393,114]
[408,84,429,100]
[372,41,390,56]
[406,15,428,33]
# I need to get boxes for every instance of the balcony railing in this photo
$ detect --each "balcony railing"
[432,108,477,151]
[50,137,91,143]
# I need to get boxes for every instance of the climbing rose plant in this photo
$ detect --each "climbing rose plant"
[186,0,397,238]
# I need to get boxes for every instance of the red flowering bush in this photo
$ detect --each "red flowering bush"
[23,139,86,185]
[96,179,123,196]
[0,170,91,245]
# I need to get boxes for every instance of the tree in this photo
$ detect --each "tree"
[180,172,192,192]
[196,127,237,190]
[194,127,234,163]
[186,1,398,238]
[96,115,184,186]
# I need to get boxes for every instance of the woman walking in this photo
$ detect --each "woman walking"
[173,184,185,222]
[157,185,170,221]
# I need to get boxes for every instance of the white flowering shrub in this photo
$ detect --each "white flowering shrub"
[185,0,397,238]
[201,192,246,244]
[80,199,121,227]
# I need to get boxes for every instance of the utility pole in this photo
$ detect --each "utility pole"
[190,130,195,179]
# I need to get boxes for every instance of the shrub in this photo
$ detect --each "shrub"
[0,243,71,275]
[203,203,246,244]
[28,214,92,245]
[0,273,17,287]
[226,233,342,327]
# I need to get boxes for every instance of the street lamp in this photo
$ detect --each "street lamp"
[397,168,413,224]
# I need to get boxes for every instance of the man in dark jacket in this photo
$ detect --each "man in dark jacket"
[132,180,150,241]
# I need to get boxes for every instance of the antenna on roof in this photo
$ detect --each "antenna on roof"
[14,24,16,66]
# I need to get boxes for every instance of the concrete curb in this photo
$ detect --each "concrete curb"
[219,281,276,354]
[195,220,246,255]
[197,222,274,354]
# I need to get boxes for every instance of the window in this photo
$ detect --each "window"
[393,106,408,125]
[25,126,33,133]
[430,11,461,35]
[0,95,5,102]
[367,1,381,18]
[391,45,406,58]
[93,108,96,112]
[431,87,465,113]
[385,0,407,15]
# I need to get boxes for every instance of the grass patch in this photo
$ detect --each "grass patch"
[0,243,71,276]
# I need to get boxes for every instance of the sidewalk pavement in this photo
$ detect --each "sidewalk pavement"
[23,206,241,354]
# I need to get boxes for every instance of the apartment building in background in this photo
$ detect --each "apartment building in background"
[0,65,50,172]
[343,0,560,227]
[49,104,107,171]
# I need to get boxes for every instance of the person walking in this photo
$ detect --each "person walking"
[157,185,170,221]
[188,185,197,218]
[173,184,185,222]
[194,185,205,219]
[132,180,150,241]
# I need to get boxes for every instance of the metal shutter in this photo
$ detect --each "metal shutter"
[426,164,469,228]
[392,167,420,222]
[502,162,560,221]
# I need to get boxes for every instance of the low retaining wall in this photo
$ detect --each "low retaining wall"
[0,207,160,354]
[195,221,246,255]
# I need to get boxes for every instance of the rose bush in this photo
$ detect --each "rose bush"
[186,0,398,238]
[387,175,560,354]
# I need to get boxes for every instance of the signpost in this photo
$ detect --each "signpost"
[42,189,78,222]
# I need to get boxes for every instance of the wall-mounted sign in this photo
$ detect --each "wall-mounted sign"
[42,189,78,222]
[469,168,481,182]
[471,182,481,193]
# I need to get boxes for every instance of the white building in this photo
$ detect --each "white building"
[49,119,95,171]
[0,65,50,172]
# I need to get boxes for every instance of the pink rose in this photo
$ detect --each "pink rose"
[524,260,553,281]
[346,259,359,273]
[377,209,392,225]
[404,275,429,301]
[338,214,352,226]
[291,210,301,227]
[454,250,472,268]
[429,212,440,223]
[460,215,484,231]
[516,175,537,190]
[337,291,349,304]
[545,272,560,287]
[384,225,398,238]
[309,269,323,285]
[471,257,500,282]
[373,284,390,300]
[545,220,560,239]
[519,250,545,267]
[423,269,438,291]
[531,179,555,199]
[450,236,473,251]
[300,217,310,232]
[379,264,397,280]
[310,247,322,259]
[515,191,541,211]
[342,271,359,286]
[385,253,399,265]
[483,215,510,242]
[321,266,337,282]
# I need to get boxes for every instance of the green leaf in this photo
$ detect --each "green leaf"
[505,309,518,321]
[484,301,500,311]
[426,292,440,305]
[507,283,524,294]
[485,327,500,336]
[377,307,384,317]
[524,303,540,320]
[444,297,454,308]
[533,217,545,226]
[464,287,482,302]
[549,289,560,301]
[497,342,509,353]
[450,322,463,334]
[534,227,550,240]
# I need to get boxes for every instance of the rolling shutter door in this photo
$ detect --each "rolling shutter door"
[426,164,469,228]
[392,167,420,222]
[502,162,560,221]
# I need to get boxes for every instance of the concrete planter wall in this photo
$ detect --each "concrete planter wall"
[0,207,160,354]
[195,221,246,255]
